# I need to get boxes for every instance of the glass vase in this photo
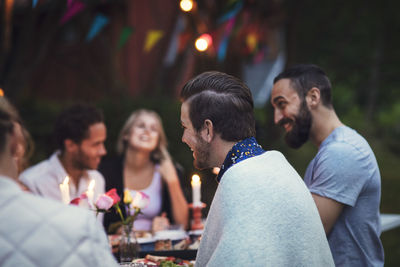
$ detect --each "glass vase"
[119,224,140,263]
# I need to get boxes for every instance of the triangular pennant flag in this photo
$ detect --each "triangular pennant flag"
[246,33,258,53]
[144,30,164,52]
[67,0,74,8]
[118,27,134,50]
[59,0,86,25]
[85,14,109,42]
[32,0,38,8]
[253,49,265,64]
[217,18,236,62]
[217,0,243,24]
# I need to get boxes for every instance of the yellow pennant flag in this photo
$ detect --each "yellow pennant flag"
[144,30,164,52]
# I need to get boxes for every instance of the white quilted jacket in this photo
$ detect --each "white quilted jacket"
[0,176,119,267]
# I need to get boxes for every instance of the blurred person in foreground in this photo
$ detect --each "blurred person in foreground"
[0,97,119,267]
[19,104,107,213]
[0,97,33,189]
[180,71,334,266]
[100,109,189,233]
[271,64,384,266]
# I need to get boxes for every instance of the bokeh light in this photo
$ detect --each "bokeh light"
[180,0,193,12]
[195,33,212,52]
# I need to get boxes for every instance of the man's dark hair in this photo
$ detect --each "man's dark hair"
[54,104,104,151]
[273,64,333,107]
[180,71,255,141]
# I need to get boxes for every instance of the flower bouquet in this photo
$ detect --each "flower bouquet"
[70,188,150,263]
[70,188,120,217]
[70,188,149,224]
[115,189,150,263]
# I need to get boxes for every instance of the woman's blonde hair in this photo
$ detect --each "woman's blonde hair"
[116,109,167,163]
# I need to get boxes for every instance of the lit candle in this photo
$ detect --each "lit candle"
[191,174,201,206]
[86,179,95,206]
[59,176,70,204]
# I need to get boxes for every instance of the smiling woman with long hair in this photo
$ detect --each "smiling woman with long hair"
[100,109,189,233]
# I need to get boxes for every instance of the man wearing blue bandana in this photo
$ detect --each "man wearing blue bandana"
[180,71,334,266]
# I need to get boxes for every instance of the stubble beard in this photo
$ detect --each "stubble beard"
[74,148,95,171]
[193,137,211,170]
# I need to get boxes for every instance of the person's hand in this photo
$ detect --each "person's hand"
[159,147,179,184]
[152,212,170,232]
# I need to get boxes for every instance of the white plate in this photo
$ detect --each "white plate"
[188,229,203,236]
[137,236,156,244]
[153,230,188,241]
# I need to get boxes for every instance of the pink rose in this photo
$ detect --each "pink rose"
[95,194,114,210]
[105,188,120,205]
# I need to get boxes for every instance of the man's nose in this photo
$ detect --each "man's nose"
[99,144,107,156]
[181,133,187,144]
[274,109,283,125]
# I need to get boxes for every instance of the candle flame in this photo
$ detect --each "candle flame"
[88,179,95,190]
[191,174,201,185]
[62,176,69,186]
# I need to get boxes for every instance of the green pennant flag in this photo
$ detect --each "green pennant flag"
[118,27,135,50]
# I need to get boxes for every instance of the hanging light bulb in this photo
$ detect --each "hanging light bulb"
[195,33,212,52]
[180,0,194,12]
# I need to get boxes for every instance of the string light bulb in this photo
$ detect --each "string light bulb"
[180,0,194,12]
[195,33,212,52]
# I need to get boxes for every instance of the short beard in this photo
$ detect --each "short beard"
[282,101,312,149]
[193,135,211,170]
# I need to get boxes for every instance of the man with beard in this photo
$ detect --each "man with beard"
[20,104,107,217]
[180,71,334,266]
[271,64,384,266]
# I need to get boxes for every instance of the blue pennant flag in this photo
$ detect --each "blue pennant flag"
[32,0,38,8]
[217,0,243,24]
[85,14,109,42]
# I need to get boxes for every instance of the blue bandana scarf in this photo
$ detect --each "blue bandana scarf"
[216,137,265,182]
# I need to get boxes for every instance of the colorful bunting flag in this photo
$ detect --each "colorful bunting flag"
[253,49,265,64]
[144,30,164,52]
[59,0,86,25]
[246,33,258,53]
[217,0,243,24]
[85,14,109,42]
[217,18,236,62]
[118,27,134,50]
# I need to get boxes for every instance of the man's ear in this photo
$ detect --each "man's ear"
[200,119,214,143]
[306,87,321,109]
[64,139,78,153]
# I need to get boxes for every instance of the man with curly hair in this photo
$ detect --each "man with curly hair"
[20,104,107,209]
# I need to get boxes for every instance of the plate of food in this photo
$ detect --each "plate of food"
[133,254,194,266]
